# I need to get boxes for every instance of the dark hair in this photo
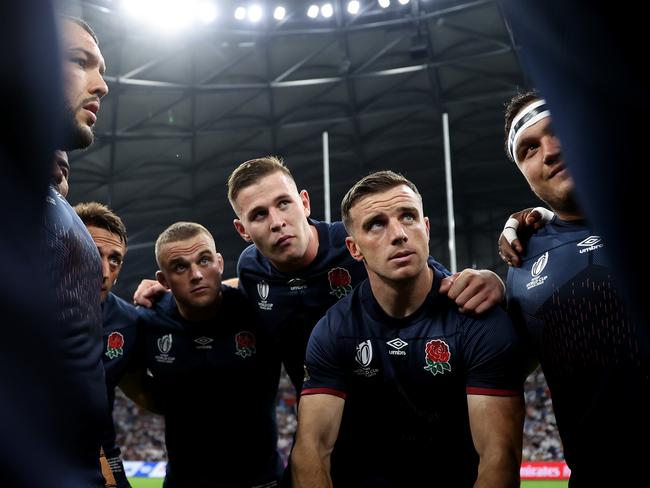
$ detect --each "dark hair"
[227,156,294,210]
[341,170,421,231]
[155,222,214,267]
[74,202,127,246]
[504,89,541,161]
[60,15,100,45]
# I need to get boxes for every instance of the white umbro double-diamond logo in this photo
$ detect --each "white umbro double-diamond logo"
[387,338,408,356]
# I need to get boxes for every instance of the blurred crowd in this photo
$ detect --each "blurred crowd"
[114,367,562,463]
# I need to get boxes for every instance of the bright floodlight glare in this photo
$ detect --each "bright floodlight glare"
[122,0,154,18]
[248,4,263,22]
[234,6,246,19]
[347,0,360,14]
[398,0,410,4]
[307,5,319,18]
[378,0,390,8]
[321,3,334,17]
[273,6,286,20]
[151,0,193,31]
[197,1,217,23]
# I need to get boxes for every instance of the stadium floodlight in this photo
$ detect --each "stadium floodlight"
[197,1,217,23]
[234,6,246,19]
[307,5,319,18]
[273,6,286,20]
[248,4,263,22]
[321,3,334,17]
[398,0,410,4]
[347,1,360,14]
[378,0,390,8]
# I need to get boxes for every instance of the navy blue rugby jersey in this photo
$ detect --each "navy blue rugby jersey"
[44,185,108,485]
[137,285,282,488]
[101,292,140,487]
[303,265,523,487]
[237,218,449,392]
[506,217,649,485]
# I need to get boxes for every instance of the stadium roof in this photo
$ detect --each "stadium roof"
[62,0,539,297]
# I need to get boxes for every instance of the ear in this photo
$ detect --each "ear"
[345,236,364,262]
[300,189,311,218]
[424,216,430,239]
[156,270,170,289]
[233,219,252,242]
[215,253,225,274]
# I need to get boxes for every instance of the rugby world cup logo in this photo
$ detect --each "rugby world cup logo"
[157,334,173,354]
[355,340,373,367]
[257,280,269,301]
[531,252,549,277]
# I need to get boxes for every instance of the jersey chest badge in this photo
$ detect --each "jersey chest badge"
[423,339,451,376]
[235,331,257,358]
[353,339,379,377]
[577,235,603,254]
[105,331,124,360]
[526,252,549,290]
[155,334,175,364]
[328,267,353,298]
[256,280,274,311]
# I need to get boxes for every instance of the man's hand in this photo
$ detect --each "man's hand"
[498,207,554,267]
[439,269,505,315]
[133,278,168,308]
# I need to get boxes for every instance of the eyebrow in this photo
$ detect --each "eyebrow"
[69,47,106,75]
[246,194,292,219]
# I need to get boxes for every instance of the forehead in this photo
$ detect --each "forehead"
[60,20,104,61]
[353,185,422,217]
[86,225,125,250]
[236,171,298,210]
[160,233,215,261]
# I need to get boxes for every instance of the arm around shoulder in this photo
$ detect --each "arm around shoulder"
[291,393,345,488]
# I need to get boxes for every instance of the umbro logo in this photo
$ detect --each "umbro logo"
[577,236,603,254]
[386,338,408,356]
[194,336,213,349]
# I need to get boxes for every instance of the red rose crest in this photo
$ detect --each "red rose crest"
[423,339,451,376]
[105,331,124,360]
[235,331,257,358]
[328,267,353,298]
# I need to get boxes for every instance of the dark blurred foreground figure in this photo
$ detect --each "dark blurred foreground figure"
[1,4,112,486]
[0,2,90,486]
[502,91,650,487]
[498,0,649,355]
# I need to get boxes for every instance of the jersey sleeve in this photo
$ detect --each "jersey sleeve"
[461,307,525,396]
[301,315,348,399]
[428,256,451,277]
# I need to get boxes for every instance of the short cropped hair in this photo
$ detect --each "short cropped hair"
[504,89,541,161]
[60,15,100,45]
[74,202,127,247]
[155,222,214,268]
[341,170,421,231]
[227,156,294,209]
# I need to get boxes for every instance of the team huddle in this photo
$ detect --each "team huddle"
[42,15,648,488]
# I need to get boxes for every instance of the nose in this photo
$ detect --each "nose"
[388,220,408,245]
[101,258,111,283]
[541,134,561,165]
[91,70,109,99]
[190,264,203,282]
[269,207,285,233]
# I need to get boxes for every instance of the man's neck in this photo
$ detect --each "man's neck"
[177,291,222,322]
[368,266,434,319]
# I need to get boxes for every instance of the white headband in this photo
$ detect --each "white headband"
[507,99,551,163]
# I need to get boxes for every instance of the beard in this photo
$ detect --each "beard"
[59,102,94,151]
